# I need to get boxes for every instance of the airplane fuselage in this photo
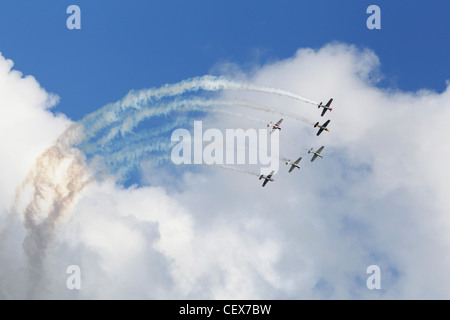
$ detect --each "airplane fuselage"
[314,121,330,135]
[308,151,323,158]
[318,99,333,116]
[267,124,281,130]
[285,161,300,168]
[314,125,329,131]
[319,105,332,111]
[259,175,274,181]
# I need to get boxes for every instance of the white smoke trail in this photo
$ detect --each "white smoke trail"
[116,76,319,110]
[79,76,317,141]
[84,99,273,148]
[14,79,312,223]
[79,99,302,182]
[10,75,318,296]
[84,116,192,152]
[103,140,175,171]
[219,100,315,125]
[215,109,267,125]
[78,75,227,138]
[230,81,319,106]
[211,164,261,177]
[85,98,314,149]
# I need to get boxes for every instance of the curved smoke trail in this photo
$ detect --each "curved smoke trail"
[8,75,317,296]
[82,97,315,152]
[79,76,318,142]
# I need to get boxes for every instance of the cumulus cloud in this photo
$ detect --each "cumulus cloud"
[0,53,70,298]
[1,43,450,299]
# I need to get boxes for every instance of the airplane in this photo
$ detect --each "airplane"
[308,146,325,162]
[259,170,275,187]
[285,157,302,173]
[318,98,333,117]
[314,119,330,136]
[267,118,283,134]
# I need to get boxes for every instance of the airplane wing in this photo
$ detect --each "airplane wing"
[267,170,274,179]
[262,179,269,187]
[288,160,300,172]
[316,128,324,136]
[311,147,324,162]
[275,119,283,126]
[326,98,333,107]
[323,120,330,128]
[321,108,327,117]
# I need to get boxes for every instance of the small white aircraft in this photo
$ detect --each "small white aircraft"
[259,170,275,187]
[267,118,283,134]
[308,146,325,162]
[285,157,302,173]
[318,98,333,117]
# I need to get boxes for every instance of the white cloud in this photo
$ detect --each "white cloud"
[0,52,70,298]
[0,54,68,210]
[1,43,450,299]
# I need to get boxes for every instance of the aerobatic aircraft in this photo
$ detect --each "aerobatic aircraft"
[267,118,283,134]
[314,120,330,136]
[308,146,325,162]
[285,157,302,173]
[259,170,275,187]
[318,98,333,117]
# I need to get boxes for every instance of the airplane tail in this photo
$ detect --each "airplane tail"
[314,122,319,127]
[259,175,263,180]
[318,102,322,109]
[308,148,313,153]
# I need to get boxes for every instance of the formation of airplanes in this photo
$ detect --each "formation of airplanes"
[259,98,333,187]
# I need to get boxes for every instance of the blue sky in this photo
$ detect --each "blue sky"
[0,0,448,120]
